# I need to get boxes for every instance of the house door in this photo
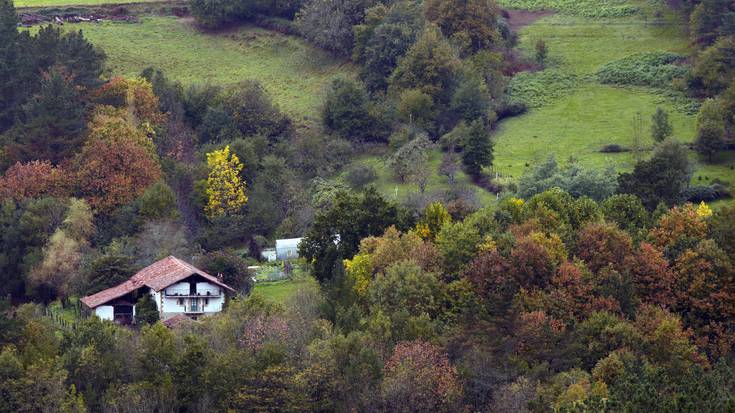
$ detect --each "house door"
[190,298,198,312]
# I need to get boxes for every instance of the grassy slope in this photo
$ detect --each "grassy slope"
[494,7,735,190]
[16,0,158,7]
[348,150,497,205]
[62,17,351,118]
[252,278,310,303]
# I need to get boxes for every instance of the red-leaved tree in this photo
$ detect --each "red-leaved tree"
[0,160,70,201]
[382,340,463,413]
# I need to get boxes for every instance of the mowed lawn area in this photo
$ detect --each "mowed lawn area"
[252,277,312,303]
[494,8,735,190]
[60,17,352,118]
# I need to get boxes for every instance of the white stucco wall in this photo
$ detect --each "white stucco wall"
[196,282,220,296]
[202,295,225,313]
[95,305,114,321]
[159,281,225,320]
[151,290,162,312]
[165,282,189,296]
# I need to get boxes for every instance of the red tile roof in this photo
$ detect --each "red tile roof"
[80,256,235,309]
[162,313,196,328]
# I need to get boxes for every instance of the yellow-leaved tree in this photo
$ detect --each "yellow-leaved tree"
[205,145,247,217]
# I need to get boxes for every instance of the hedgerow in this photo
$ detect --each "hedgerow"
[497,0,638,18]
[596,51,688,88]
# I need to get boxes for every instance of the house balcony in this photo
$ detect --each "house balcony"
[164,292,222,298]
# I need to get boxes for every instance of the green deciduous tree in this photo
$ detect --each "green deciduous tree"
[354,2,421,92]
[297,0,376,55]
[424,0,502,55]
[518,155,618,201]
[618,139,692,209]
[461,119,493,177]
[451,73,491,123]
[694,99,726,161]
[390,24,461,104]
[323,77,373,141]
[650,107,672,142]
[299,188,411,282]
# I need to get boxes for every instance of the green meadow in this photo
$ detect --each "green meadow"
[15,0,159,7]
[61,17,352,118]
[252,277,312,303]
[38,0,733,204]
[495,4,735,193]
[347,149,497,206]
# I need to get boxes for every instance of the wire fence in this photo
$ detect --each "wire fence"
[44,300,84,331]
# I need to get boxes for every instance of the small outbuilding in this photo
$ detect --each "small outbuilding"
[275,237,302,261]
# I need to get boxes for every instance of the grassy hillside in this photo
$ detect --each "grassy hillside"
[346,149,497,206]
[253,277,312,303]
[15,0,158,6]
[61,17,352,118]
[494,3,735,192]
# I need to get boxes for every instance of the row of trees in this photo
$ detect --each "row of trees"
[682,0,735,161]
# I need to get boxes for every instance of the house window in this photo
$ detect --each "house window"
[205,298,209,306]
[177,298,183,306]
[190,298,198,312]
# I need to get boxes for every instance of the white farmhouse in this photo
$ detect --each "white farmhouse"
[80,256,235,325]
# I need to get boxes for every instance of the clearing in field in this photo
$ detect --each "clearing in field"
[253,277,313,303]
[60,17,352,118]
[347,149,497,206]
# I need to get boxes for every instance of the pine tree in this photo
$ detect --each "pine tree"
[462,119,493,177]
[13,69,86,163]
[694,99,726,162]
[0,0,30,132]
[651,107,672,142]
[205,145,248,217]
[134,294,160,325]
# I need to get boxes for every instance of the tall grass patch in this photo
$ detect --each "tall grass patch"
[507,70,580,108]
[596,51,687,88]
[498,0,638,18]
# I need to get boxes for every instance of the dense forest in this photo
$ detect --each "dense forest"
[1,0,735,411]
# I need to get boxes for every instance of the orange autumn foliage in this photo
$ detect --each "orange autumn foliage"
[75,113,162,212]
[0,160,71,201]
[650,203,708,249]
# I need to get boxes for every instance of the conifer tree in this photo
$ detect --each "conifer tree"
[0,0,27,132]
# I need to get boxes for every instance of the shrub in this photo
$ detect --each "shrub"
[296,0,376,55]
[507,70,578,108]
[344,164,378,189]
[596,52,687,89]
[599,144,630,153]
[498,0,638,18]
[494,97,527,120]
[682,184,731,203]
